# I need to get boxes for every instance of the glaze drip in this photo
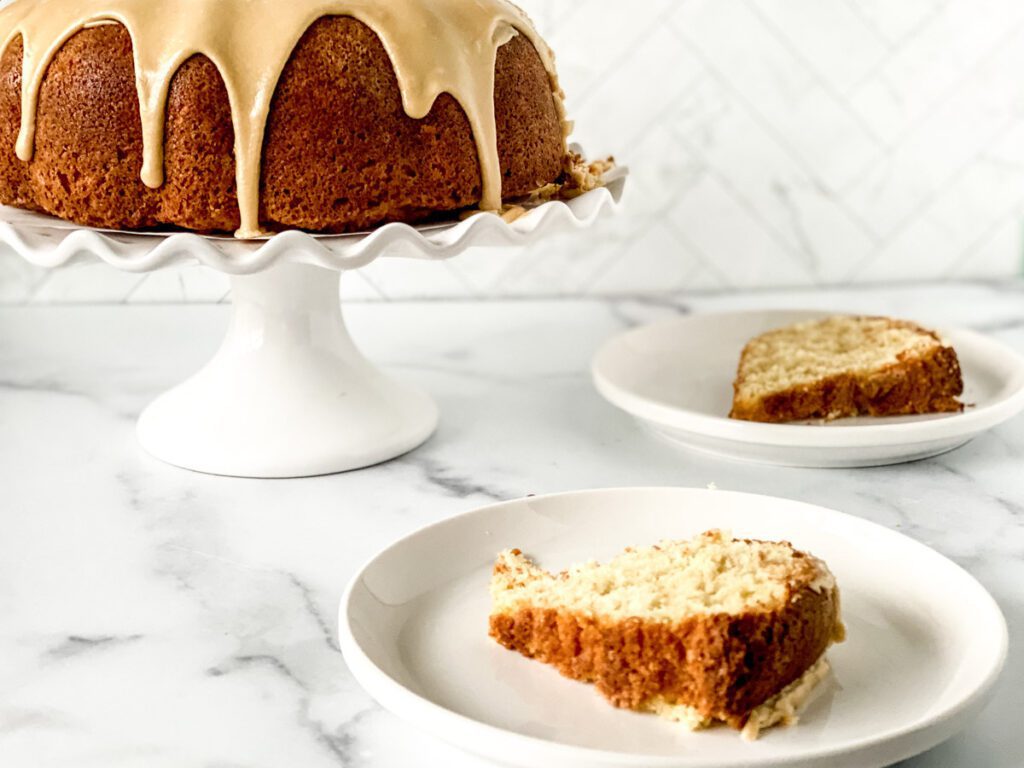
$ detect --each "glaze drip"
[0,0,567,238]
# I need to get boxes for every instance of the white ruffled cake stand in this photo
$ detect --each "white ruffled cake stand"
[1,168,625,478]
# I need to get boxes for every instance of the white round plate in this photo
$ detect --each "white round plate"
[592,310,1024,468]
[339,487,1007,768]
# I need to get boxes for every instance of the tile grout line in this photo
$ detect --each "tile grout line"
[666,16,885,246]
[742,0,889,150]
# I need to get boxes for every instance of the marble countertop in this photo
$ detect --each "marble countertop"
[2,281,1023,767]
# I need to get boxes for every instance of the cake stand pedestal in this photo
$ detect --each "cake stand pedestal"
[137,262,438,477]
[1,166,625,477]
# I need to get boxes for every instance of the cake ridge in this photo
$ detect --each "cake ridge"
[0,0,567,237]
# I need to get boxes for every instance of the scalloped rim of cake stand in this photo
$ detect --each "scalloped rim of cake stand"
[1,168,626,478]
[0,165,627,275]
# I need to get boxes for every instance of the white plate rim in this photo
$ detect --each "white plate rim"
[591,310,1024,449]
[337,487,1009,768]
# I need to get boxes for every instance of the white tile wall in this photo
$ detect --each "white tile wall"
[2,0,1024,303]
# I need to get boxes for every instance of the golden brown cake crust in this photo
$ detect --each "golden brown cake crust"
[730,333,964,424]
[0,37,33,214]
[489,576,840,729]
[0,17,566,233]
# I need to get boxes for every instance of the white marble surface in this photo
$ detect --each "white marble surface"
[2,282,1023,767]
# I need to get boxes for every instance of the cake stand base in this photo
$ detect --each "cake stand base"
[136,262,438,478]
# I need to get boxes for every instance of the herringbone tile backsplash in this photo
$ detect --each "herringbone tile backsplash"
[2,0,1023,302]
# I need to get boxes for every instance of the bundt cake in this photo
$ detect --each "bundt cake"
[730,316,964,423]
[0,0,574,237]
[490,530,845,739]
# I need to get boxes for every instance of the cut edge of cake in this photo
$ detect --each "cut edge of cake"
[730,315,964,424]
[488,530,845,738]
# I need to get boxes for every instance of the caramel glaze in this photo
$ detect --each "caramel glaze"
[0,0,567,237]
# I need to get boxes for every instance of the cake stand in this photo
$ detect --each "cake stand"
[0,168,625,478]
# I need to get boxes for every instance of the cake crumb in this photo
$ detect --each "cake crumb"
[461,151,616,223]
[556,151,616,198]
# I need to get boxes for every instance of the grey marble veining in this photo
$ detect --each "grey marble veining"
[2,282,1023,767]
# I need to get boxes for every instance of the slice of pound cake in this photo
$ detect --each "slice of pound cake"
[730,316,964,423]
[489,530,844,739]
